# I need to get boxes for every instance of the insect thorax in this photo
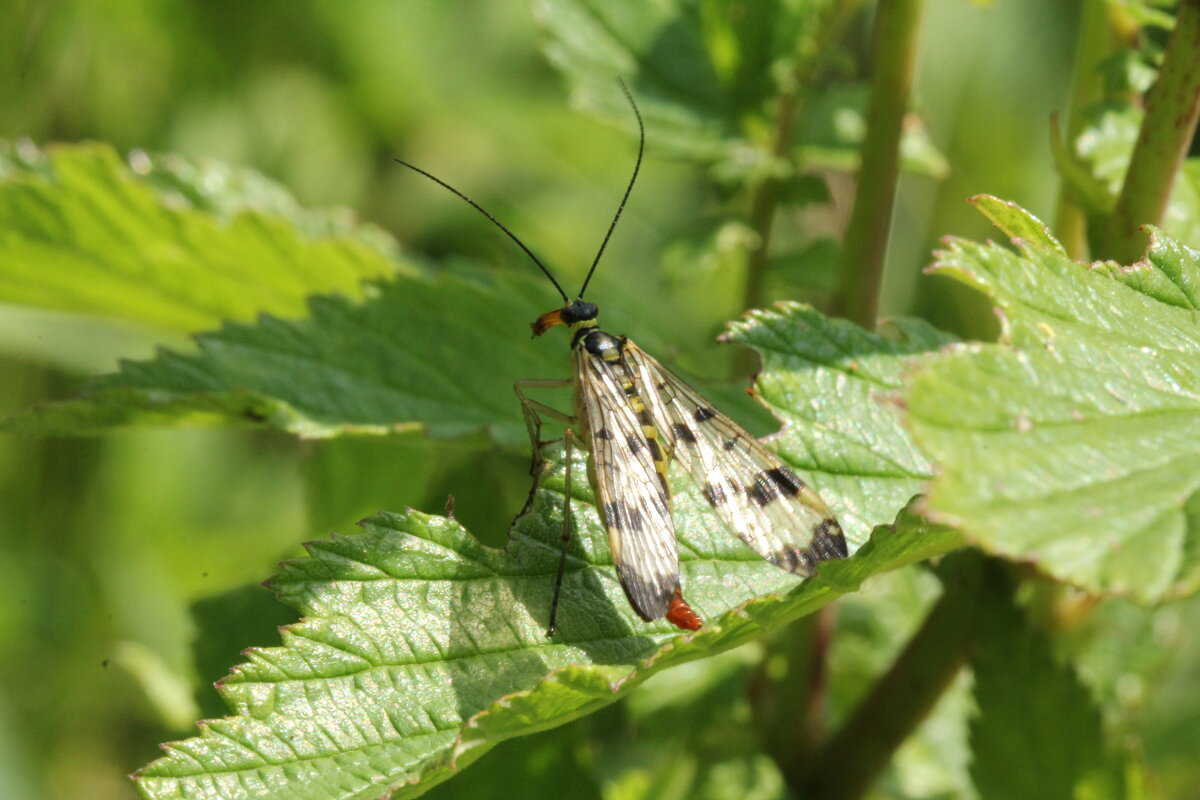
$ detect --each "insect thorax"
[574,327,625,362]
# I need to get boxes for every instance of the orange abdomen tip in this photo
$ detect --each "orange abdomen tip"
[666,589,703,631]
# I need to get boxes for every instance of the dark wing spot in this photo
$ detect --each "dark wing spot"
[703,481,728,507]
[748,472,781,507]
[603,500,645,533]
[767,548,810,573]
[722,439,738,451]
[749,468,806,506]
[767,519,848,575]
[595,427,614,441]
[765,467,805,497]
[810,518,849,561]
[670,423,698,445]
[693,406,717,423]
[626,434,643,455]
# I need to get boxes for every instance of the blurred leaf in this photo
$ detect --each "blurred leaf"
[2,270,566,446]
[1058,97,1200,249]
[422,721,602,800]
[112,640,199,732]
[969,571,1125,800]
[1109,0,1178,32]
[593,648,787,800]
[0,142,401,333]
[1061,594,1188,739]
[134,304,962,800]
[907,213,1200,602]
[795,85,950,179]
[128,149,398,254]
[535,0,733,160]
[660,219,754,284]
[1075,104,1140,197]
[190,585,299,721]
[1095,48,1159,98]
[303,432,530,551]
[534,0,836,162]
[833,566,977,799]
[776,171,832,206]
[1166,159,1200,253]
[765,236,841,294]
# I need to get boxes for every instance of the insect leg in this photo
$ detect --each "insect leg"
[513,379,573,478]
[546,426,579,637]
[513,379,573,518]
[513,379,578,635]
[513,379,573,491]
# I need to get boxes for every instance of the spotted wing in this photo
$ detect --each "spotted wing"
[624,342,847,574]
[575,347,680,622]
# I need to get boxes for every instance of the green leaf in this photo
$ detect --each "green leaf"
[0,142,400,333]
[969,194,1065,254]
[535,3,947,185]
[969,569,1125,800]
[133,304,961,800]
[135,459,959,800]
[534,0,836,162]
[2,269,567,445]
[724,304,954,547]
[590,646,787,800]
[907,215,1200,602]
[794,84,950,179]
[1057,100,1200,249]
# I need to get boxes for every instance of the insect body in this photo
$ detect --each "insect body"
[396,82,847,635]
[525,298,847,632]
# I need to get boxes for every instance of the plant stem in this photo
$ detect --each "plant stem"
[1101,0,1200,263]
[1054,0,1117,260]
[835,0,925,330]
[791,552,987,800]
[742,0,863,317]
[748,604,838,772]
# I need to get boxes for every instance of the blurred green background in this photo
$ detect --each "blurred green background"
[3,1,1197,799]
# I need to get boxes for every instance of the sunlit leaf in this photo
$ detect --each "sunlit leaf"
[724,304,953,547]
[134,304,961,800]
[0,142,400,333]
[907,208,1200,602]
[2,270,566,446]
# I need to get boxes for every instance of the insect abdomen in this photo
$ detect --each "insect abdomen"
[621,371,671,503]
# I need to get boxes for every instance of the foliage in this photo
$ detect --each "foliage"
[2,2,1200,800]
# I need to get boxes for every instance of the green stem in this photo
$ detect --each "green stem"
[1101,0,1200,263]
[1054,0,1117,259]
[741,0,863,317]
[834,0,924,330]
[792,552,987,800]
[748,605,838,772]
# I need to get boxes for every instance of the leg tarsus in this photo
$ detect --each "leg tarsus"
[546,427,576,638]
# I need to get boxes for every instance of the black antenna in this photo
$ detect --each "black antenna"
[578,77,644,300]
[392,157,569,303]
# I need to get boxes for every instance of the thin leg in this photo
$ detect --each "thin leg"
[546,426,576,637]
[513,379,572,488]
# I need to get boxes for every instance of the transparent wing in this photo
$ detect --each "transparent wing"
[576,349,680,621]
[624,342,847,574]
